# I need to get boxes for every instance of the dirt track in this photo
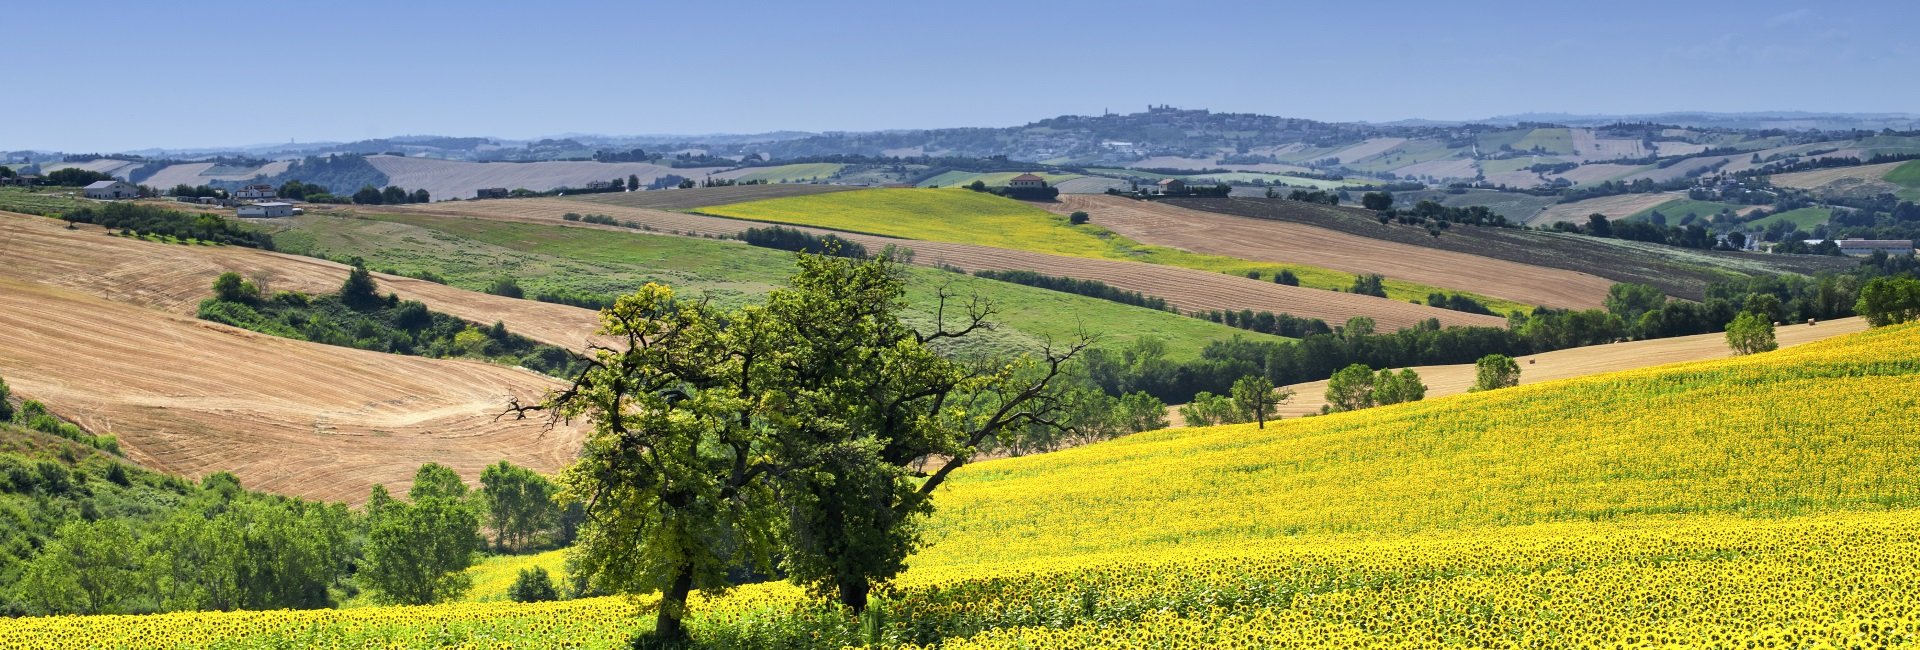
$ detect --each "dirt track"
[1173,317,1869,423]
[375,199,1506,330]
[0,277,579,504]
[1041,195,1613,309]
[0,213,601,350]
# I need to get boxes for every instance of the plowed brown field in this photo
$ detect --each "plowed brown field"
[372,200,1505,330]
[0,277,579,505]
[1039,195,1613,309]
[1169,317,1869,424]
[0,213,600,349]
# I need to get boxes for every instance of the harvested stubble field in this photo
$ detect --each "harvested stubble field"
[375,198,1504,330]
[1167,196,1855,301]
[0,277,578,504]
[1527,192,1685,225]
[1043,195,1610,310]
[0,212,600,349]
[560,183,860,211]
[1216,317,1869,421]
[364,155,723,203]
[1771,160,1909,195]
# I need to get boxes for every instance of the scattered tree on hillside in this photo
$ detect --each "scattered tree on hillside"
[479,461,557,552]
[1179,391,1245,427]
[1374,368,1427,406]
[628,174,640,191]
[508,567,560,603]
[1230,375,1289,429]
[1586,213,1613,238]
[1605,283,1666,323]
[1069,211,1089,225]
[1856,277,1920,327]
[1471,354,1521,392]
[1725,311,1778,355]
[507,252,1082,641]
[486,276,525,299]
[1325,364,1426,412]
[1362,192,1394,211]
[1349,274,1387,298]
[358,464,482,605]
[339,266,380,308]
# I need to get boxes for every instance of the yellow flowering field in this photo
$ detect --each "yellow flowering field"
[5,322,1919,648]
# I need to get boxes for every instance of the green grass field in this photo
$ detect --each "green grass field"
[1513,127,1576,155]
[1885,159,1920,201]
[725,163,845,184]
[1629,198,1749,222]
[1339,139,1465,174]
[1475,128,1532,152]
[915,171,1082,188]
[697,188,1531,314]
[1476,156,1563,174]
[269,211,1286,361]
[0,187,93,216]
[1745,207,1832,230]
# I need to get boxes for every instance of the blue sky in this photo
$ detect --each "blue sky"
[4,0,1913,151]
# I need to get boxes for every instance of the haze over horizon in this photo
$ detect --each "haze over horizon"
[4,0,1914,151]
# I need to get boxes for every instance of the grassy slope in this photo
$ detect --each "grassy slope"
[1746,207,1832,230]
[698,188,1531,313]
[1886,159,1920,201]
[1628,197,1749,221]
[1514,127,1576,154]
[270,212,1283,361]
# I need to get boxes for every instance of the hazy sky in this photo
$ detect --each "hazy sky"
[6,0,1914,151]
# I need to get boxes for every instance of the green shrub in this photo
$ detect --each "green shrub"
[508,566,560,603]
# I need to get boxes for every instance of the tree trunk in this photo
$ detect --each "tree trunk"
[838,574,871,613]
[654,564,695,644]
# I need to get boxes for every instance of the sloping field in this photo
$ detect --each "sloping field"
[0,212,599,349]
[1051,176,1128,194]
[1529,191,1686,225]
[365,155,721,201]
[1255,317,1867,418]
[1766,160,1904,192]
[375,197,1504,329]
[708,162,844,183]
[136,160,294,189]
[38,158,144,178]
[1165,196,1856,300]
[1549,162,1644,186]
[1388,158,1476,180]
[560,183,859,211]
[1568,128,1649,161]
[0,278,577,504]
[1394,189,1559,223]
[1043,195,1611,309]
[1324,137,1406,163]
[914,171,1081,188]
[19,323,1920,647]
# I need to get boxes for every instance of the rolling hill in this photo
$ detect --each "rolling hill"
[1166,196,1857,300]
[376,194,1505,330]
[1043,194,1611,309]
[11,319,1920,648]
[363,155,720,200]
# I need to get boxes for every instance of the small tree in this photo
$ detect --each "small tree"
[1068,211,1090,225]
[1373,368,1426,405]
[211,272,259,304]
[1604,283,1665,323]
[359,465,482,605]
[628,174,641,191]
[1854,277,1920,327]
[1586,213,1613,238]
[508,566,560,603]
[1273,269,1300,286]
[1115,391,1168,433]
[1349,274,1386,298]
[1230,375,1290,429]
[0,375,13,422]
[1361,192,1394,211]
[1726,311,1778,355]
[486,276,525,299]
[1471,354,1521,392]
[1179,391,1244,427]
[1324,364,1376,412]
[340,266,380,307]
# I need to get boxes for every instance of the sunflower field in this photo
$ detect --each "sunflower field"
[5,323,1919,648]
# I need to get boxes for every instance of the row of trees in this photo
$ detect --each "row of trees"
[60,203,275,249]
[350,185,430,205]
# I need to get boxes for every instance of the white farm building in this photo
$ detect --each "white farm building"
[236,202,295,218]
[82,180,139,200]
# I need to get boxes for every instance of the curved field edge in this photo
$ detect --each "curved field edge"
[693,188,1536,316]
